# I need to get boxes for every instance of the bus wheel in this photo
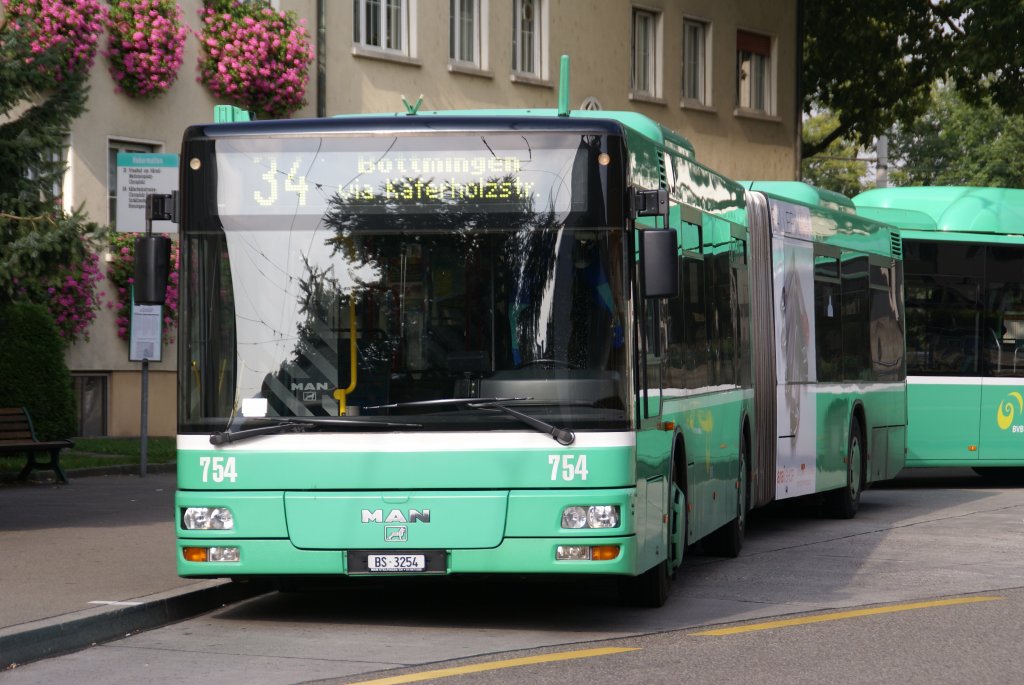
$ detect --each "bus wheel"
[704,432,747,557]
[620,456,680,608]
[827,416,864,519]
[619,558,670,608]
[669,455,686,573]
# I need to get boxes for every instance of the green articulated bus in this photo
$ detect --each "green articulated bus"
[854,186,1024,477]
[169,101,906,607]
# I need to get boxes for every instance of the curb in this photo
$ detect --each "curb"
[0,579,268,669]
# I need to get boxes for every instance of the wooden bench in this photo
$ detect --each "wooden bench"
[0,406,73,484]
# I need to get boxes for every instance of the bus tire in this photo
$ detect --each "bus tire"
[619,453,680,608]
[704,431,748,557]
[827,416,864,519]
[619,558,671,608]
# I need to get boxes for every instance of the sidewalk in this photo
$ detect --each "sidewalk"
[0,471,264,668]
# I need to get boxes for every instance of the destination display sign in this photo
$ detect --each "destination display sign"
[213,135,589,217]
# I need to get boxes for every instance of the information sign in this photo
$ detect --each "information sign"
[116,153,178,232]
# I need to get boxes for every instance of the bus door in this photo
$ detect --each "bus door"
[978,255,1024,461]
[905,273,983,461]
[633,190,675,569]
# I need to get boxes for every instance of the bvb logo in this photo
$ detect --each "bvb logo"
[996,391,1024,431]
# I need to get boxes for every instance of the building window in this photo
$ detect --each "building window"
[354,0,410,55]
[631,8,660,98]
[682,18,710,105]
[450,0,481,67]
[27,143,67,209]
[108,140,158,229]
[737,29,773,114]
[512,0,543,77]
[74,374,108,437]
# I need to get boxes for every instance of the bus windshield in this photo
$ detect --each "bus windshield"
[181,131,630,433]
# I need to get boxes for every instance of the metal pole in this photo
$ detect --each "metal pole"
[317,0,326,118]
[140,358,148,477]
[139,195,154,478]
[876,135,889,188]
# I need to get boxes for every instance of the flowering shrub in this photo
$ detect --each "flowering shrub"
[105,0,187,98]
[196,0,314,119]
[0,0,105,82]
[44,244,105,342]
[106,232,180,344]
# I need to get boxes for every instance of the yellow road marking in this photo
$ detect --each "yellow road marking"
[691,596,1004,636]
[345,647,639,685]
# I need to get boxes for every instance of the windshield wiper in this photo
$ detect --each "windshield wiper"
[210,416,422,445]
[368,397,574,446]
[472,401,576,446]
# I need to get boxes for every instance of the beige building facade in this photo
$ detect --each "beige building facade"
[62,0,798,437]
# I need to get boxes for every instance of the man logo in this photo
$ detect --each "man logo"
[385,526,408,542]
[361,509,431,524]
[997,391,1024,432]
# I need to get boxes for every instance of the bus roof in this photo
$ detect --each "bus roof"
[739,181,856,214]
[207,104,697,158]
[853,186,1024,235]
[358,108,699,158]
[739,181,900,256]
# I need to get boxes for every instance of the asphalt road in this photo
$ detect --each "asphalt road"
[5,468,1024,684]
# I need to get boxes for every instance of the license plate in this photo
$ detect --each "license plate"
[366,553,426,573]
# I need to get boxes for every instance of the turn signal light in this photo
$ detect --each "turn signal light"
[591,545,621,561]
[183,547,208,562]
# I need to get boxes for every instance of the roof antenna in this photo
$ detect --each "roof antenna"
[402,94,423,115]
[557,55,570,116]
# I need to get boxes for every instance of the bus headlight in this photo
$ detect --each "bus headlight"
[561,505,620,529]
[209,547,240,562]
[587,505,620,529]
[182,507,234,530]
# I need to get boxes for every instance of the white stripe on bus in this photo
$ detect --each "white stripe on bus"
[909,376,1024,387]
[179,430,637,452]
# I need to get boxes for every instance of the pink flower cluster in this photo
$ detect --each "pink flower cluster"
[46,248,105,342]
[104,0,187,98]
[196,1,314,119]
[106,232,179,345]
[0,0,105,81]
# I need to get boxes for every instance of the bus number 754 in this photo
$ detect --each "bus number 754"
[199,456,238,483]
[549,454,588,481]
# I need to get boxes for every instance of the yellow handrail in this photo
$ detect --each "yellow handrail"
[332,297,358,415]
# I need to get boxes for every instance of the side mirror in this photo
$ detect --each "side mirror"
[640,229,679,299]
[133,235,171,305]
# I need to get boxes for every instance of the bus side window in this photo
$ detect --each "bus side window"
[813,255,842,382]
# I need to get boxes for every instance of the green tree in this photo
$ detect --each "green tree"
[942,0,1024,114]
[801,112,869,196]
[802,1,1024,160]
[0,302,75,440]
[0,1,106,332]
[802,3,946,158]
[890,84,1024,188]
